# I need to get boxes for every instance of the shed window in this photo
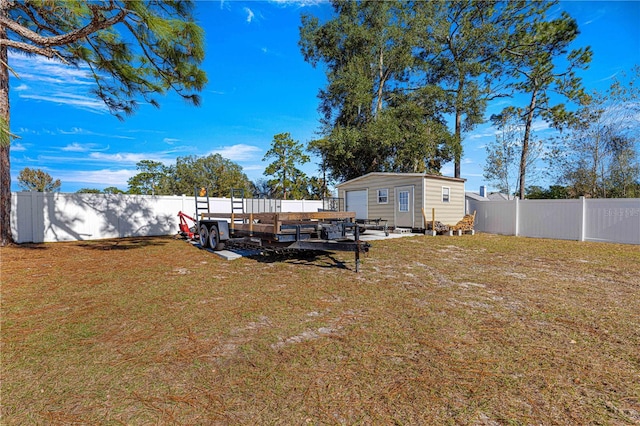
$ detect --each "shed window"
[398,191,409,212]
[442,187,450,203]
[377,189,388,204]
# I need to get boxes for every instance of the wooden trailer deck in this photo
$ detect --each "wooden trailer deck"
[200,211,357,240]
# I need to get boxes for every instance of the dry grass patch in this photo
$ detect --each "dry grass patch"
[2,234,639,424]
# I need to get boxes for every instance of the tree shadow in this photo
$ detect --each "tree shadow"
[13,192,178,243]
[7,242,49,250]
[76,237,169,251]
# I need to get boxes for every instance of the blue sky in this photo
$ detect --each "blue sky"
[8,0,640,194]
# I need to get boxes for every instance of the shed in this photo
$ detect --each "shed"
[336,172,466,229]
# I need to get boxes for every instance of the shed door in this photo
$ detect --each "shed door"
[395,186,414,228]
[345,190,368,220]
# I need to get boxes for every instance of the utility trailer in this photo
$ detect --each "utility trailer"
[193,188,370,271]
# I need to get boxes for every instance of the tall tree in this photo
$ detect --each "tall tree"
[607,135,639,198]
[102,186,125,195]
[300,1,413,129]
[263,133,310,200]
[484,107,541,196]
[502,10,591,199]
[299,1,454,182]
[17,167,60,192]
[127,160,166,195]
[171,154,252,198]
[0,0,207,245]
[415,1,545,179]
[548,67,640,198]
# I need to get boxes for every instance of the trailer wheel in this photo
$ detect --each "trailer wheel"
[208,224,225,251]
[199,224,210,248]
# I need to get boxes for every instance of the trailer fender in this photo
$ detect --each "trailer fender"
[216,220,230,241]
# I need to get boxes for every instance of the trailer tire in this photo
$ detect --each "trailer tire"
[208,224,225,251]
[199,224,210,248]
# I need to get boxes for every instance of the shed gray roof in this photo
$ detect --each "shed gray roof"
[465,192,489,201]
[488,192,515,200]
[465,191,515,201]
[336,172,466,188]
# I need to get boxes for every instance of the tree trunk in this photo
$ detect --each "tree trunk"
[0,0,13,246]
[282,151,287,200]
[454,110,462,179]
[375,48,384,119]
[454,78,465,179]
[519,90,537,199]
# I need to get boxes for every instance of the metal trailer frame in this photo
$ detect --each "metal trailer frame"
[356,218,389,236]
[193,188,370,271]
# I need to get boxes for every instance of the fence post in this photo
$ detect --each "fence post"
[514,197,520,237]
[31,191,39,243]
[579,196,586,242]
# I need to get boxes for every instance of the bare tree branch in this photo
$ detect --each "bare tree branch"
[0,7,126,48]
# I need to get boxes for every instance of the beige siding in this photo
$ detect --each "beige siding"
[424,177,466,226]
[339,174,423,227]
[338,173,465,228]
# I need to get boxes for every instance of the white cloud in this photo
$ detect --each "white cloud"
[582,8,606,26]
[20,92,108,114]
[11,142,27,152]
[8,52,109,113]
[269,0,325,7]
[468,130,497,140]
[210,144,262,161]
[58,127,101,136]
[531,120,550,132]
[9,52,94,85]
[244,7,255,23]
[89,152,159,164]
[56,169,136,186]
[62,143,91,152]
[163,138,180,144]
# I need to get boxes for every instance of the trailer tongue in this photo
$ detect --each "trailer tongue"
[192,188,370,272]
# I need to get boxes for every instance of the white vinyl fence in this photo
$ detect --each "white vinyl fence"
[466,197,640,245]
[12,192,639,245]
[10,192,323,244]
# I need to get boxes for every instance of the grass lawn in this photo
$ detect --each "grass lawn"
[2,233,639,425]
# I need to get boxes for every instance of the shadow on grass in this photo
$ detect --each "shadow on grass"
[76,237,170,251]
[10,243,49,250]
[247,250,349,270]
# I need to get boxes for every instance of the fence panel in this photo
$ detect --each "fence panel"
[468,198,517,235]
[518,199,582,241]
[584,198,640,244]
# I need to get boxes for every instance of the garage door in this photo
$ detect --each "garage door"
[345,190,368,220]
